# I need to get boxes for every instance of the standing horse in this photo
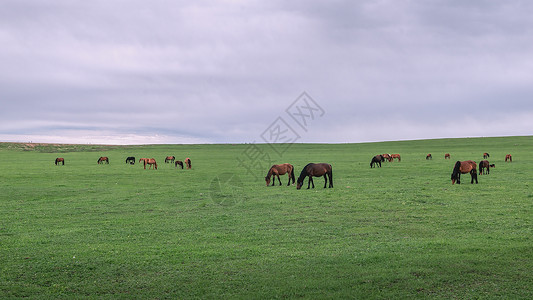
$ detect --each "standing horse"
[370,155,383,168]
[265,163,295,186]
[391,154,401,162]
[175,160,184,169]
[451,160,478,184]
[143,158,158,170]
[125,157,135,164]
[185,158,192,169]
[426,154,432,160]
[505,154,512,162]
[165,156,175,163]
[296,163,333,190]
[483,153,490,159]
[97,157,109,164]
[55,158,65,165]
[479,160,490,175]
[444,153,451,159]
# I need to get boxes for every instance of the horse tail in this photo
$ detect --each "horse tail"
[290,165,295,184]
[328,165,333,187]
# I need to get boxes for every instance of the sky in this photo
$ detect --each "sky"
[1,0,532,145]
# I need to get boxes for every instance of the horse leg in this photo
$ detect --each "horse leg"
[328,171,333,188]
[323,174,327,188]
[277,175,282,186]
[378,161,381,168]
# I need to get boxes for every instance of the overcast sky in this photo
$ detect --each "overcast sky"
[1,0,532,144]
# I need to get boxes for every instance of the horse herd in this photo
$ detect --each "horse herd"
[54,156,192,170]
[370,152,513,185]
[265,163,333,190]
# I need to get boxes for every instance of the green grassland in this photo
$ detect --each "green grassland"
[0,136,532,299]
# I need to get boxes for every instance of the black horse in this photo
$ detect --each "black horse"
[125,157,135,165]
[370,155,384,168]
[296,163,333,190]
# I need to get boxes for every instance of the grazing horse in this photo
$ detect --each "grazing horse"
[444,153,451,159]
[505,154,512,162]
[382,153,392,162]
[426,154,432,160]
[483,153,490,159]
[125,157,135,164]
[296,163,333,190]
[185,158,191,169]
[175,160,184,169]
[479,160,490,175]
[165,156,175,163]
[370,155,384,168]
[451,160,478,184]
[265,163,295,186]
[143,158,158,170]
[97,157,109,164]
[391,154,401,162]
[55,158,65,165]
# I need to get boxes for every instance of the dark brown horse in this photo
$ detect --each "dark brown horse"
[391,154,401,162]
[444,153,451,159]
[55,158,65,165]
[479,160,490,175]
[143,158,158,170]
[265,163,295,186]
[165,156,175,163]
[296,163,333,190]
[505,154,512,162]
[185,158,191,169]
[125,157,135,164]
[483,153,490,159]
[370,155,384,168]
[97,157,109,164]
[426,153,432,160]
[175,160,184,169]
[451,160,478,184]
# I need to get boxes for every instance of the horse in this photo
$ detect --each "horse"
[444,153,451,159]
[143,158,158,170]
[479,160,490,175]
[55,158,65,165]
[185,158,191,169]
[451,160,478,184]
[125,157,135,164]
[483,153,490,159]
[175,160,184,169]
[165,156,175,163]
[265,163,295,186]
[381,153,392,162]
[296,163,333,190]
[370,155,383,168]
[139,158,148,165]
[505,154,512,162]
[97,157,109,164]
[391,154,401,162]
[489,164,495,168]
[426,154,432,160]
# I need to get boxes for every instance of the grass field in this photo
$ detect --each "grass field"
[1,136,532,299]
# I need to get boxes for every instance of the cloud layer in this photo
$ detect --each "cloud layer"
[1,0,532,144]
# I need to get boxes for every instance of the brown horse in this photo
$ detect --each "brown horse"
[97,157,109,164]
[505,154,512,162]
[55,158,65,165]
[426,153,432,160]
[444,153,451,159]
[391,154,401,162]
[483,153,490,159]
[370,155,384,168]
[139,158,148,165]
[479,160,490,175]
[175,160,184,169]
[165,156,175,163]
[265,163,295,186]
[296,163,333,190]
[381,153,392,162]
[143,158,158,170]
[451,160,478,184]
[185,158,191,169]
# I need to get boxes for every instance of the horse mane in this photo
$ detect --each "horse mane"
[298,163,312,182]
[451,161,461,180]
[265,167,273,179]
